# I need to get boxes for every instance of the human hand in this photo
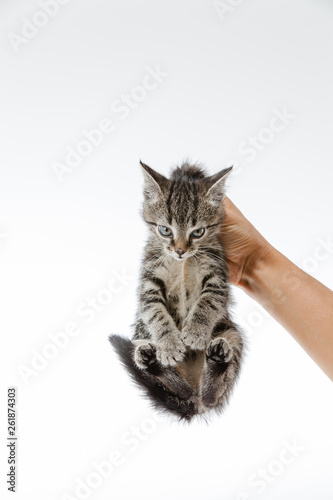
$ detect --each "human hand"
[220,197,273,289]
[220,198,333,381]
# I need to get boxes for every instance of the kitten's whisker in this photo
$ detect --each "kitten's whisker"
[198,249,226,260]
[147,254,169,276]
[192,253,203,267]
[145,255,166,276]
[197,250,227,266]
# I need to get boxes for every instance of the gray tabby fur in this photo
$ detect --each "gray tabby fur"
[109,161,245,421]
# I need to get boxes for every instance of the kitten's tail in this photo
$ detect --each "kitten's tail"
[109,334,198,421]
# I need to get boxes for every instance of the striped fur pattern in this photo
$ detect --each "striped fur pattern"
[110,161,245,421]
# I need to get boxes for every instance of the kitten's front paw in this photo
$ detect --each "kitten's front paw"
[156,334,186,367]
[206,337,233,363]
[134,343,158,369]
[181,323,207,351]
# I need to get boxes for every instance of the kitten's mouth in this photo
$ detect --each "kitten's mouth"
[173,253,192,261]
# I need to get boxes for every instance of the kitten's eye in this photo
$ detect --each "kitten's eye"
[158,225,173,237]
[191,228,205,239]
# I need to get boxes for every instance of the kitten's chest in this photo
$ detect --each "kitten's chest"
[159,258,202,320]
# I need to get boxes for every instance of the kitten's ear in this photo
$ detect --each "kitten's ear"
[140,160,167,202]
[206,166,233,205]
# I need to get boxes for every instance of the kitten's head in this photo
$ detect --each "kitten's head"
[140,161,232,261]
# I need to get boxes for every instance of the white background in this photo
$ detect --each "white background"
[1,0,333,499]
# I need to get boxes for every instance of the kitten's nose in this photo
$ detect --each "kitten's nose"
[176,249,185,257]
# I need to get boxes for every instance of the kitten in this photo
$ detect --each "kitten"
[109,161,245,421]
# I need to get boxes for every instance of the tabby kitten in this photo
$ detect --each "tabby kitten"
[109,161,245,421]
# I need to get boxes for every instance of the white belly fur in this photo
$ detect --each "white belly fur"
[158,256,201,325]
[158,257,205,389]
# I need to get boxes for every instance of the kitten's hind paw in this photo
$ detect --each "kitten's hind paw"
[134,343,158,369]
[206,337,233,363]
